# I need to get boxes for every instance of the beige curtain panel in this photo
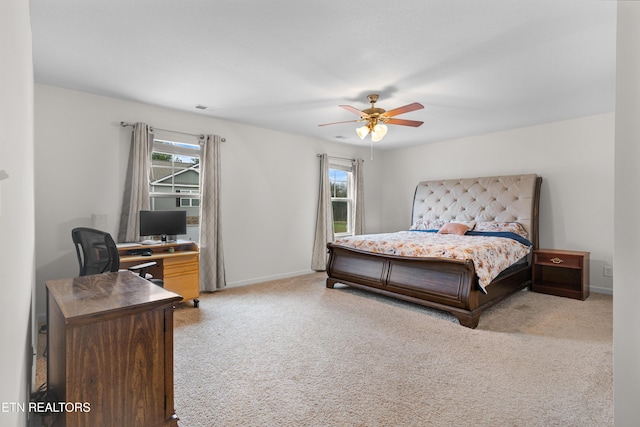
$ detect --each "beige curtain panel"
[199,134,226,291]
[311,153,334,271]
[118,122,152,243]
[353,158,365,235]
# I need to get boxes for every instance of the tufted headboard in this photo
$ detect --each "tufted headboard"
[412,174,542,248]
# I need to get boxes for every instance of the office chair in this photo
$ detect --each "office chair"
[71,227,164,287]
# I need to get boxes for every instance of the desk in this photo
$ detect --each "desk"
[118,241,200,307]
[46,271,182,426]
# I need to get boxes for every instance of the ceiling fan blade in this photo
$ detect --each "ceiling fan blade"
[384,118,424,127]
[339,105,370,118]
[318,119,362,127]
[383,102,424,118]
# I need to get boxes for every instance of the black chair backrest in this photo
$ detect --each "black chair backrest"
[71,227,120,276]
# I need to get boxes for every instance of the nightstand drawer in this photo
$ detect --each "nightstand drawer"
[534,251,583,269]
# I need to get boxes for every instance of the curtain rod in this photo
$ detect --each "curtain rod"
[317,154,359,162]
[120,121,226,142]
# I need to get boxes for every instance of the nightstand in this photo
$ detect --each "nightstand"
[532,249,590,300]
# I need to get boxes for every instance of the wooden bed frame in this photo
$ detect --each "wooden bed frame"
[326,174,542,328]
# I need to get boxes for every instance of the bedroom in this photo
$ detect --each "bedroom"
[2,0,639,426]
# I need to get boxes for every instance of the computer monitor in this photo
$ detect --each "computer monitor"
[139,210,187,242]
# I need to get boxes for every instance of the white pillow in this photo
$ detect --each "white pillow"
[474,221,528,238]
[410,218,445,231]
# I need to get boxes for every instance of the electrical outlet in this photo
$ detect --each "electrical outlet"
[603,266,613,277]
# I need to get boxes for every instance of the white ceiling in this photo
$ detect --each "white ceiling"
[29,0,617,149]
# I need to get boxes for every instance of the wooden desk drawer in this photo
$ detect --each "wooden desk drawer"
[165,261,198,277]
[164,272,199,301]
[164,253,198,266]
[534,251,582,269]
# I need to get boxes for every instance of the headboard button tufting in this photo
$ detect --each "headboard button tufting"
[412,174,538,239]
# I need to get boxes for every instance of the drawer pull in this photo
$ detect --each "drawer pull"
[550,257,564,264]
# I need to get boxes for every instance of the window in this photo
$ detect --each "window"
[180,198,200,207]
[178,190,200,207]
[149,135,201,242]
[329,162,354,236]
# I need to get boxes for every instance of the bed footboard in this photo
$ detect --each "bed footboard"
[326,244,531,328]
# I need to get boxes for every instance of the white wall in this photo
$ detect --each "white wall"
[379,113,615,293]
[33,84,381,319]
[0,0,35,425]
[614,2,640,424]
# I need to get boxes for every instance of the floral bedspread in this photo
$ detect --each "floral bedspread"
[332,231,531,293]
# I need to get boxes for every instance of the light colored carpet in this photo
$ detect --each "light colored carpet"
[34,273,612,426]
[172,273,613,427]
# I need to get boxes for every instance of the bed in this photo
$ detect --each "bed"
[326,173,542,328]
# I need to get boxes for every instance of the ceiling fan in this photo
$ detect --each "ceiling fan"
[319,94,424,142]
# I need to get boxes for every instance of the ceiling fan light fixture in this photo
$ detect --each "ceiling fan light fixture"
[319,94,423,144]
[371,124,388,142]
[356,125,370,139]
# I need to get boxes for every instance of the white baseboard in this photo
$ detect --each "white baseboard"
[225,269,318,289]
[590,285,613,295]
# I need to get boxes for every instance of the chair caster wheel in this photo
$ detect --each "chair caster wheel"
[193,299,199,308]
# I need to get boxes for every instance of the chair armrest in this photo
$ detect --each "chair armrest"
[128,261,158,279]
[128,261,157,271]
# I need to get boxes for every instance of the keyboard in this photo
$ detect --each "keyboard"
[140,240,161,245]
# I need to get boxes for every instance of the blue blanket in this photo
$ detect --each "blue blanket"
[409,229,532,247]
